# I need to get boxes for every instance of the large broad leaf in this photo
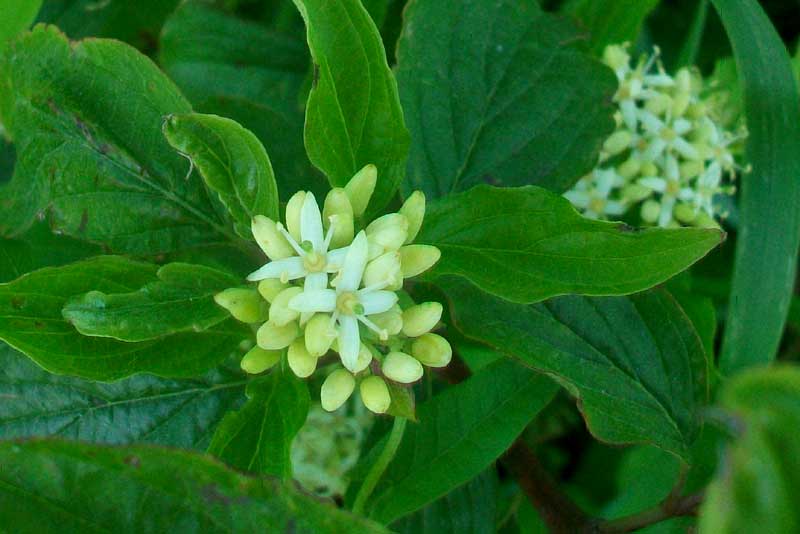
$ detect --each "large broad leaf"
[700,366,800,533]
[0,25,245,256]
[0,0,41,46]
[711,0,800,374]
[417,185,723,303]
[208,368,309,479]
[0,439,389,533]
[292,0,410,214]
[62,262,239,342]
[0,256,249,380]
[364,358,558,524]
[0,344,246,449]
[563,0,660,55]
[395,0,616,198]
[441,277,709,460]
[163,112,280,237]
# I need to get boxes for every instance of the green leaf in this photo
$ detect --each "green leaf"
[62,262,239,342]
[0,25,243,256]
[563,0,659,55]
[710,0,800,374]
[441,277,709,459]
[395,0,616,198]
[364,358,558,524]
[163,112,280,237]
[0,0,41,46]
[0,256,249,380]
[208,368,309,479]
[0,439,390,533]
[0,223,101,283]
[700,366,800,533]
[0,343,246,449]
[417,185,723,304]
[292,0,410,214]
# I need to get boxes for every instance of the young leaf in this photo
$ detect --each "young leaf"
[710,0,800,374]
[0,439,390,533]
[163,112,280,236]
[395,0,616,198]
[0,25,242,255]
[441,278,709,460]
[63,262,239,342]
[417,185,723,303]
[563,0,660,55]
[364,358,558,524]
[208,368,310,480]
[292,0,410,214]
[0,344,246,449]
[700,366,800,533]
[0,256,249,380]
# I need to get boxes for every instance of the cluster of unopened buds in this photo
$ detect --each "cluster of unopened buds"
[565,43,747,228]
[214,164,452,414]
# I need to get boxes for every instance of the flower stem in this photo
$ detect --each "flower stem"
[352,416,407,517]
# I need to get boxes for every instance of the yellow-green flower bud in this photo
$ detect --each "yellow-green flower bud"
[382,351,423,383]
[400,245,441,278]
[285,191,306,242]
[344,164,377,217]
[269,287,302,326]
[679,160,704,180]
[323,188,355,249]
[399,191,425,243]
[353,343,374,373]
[641,199,661,224]
[366,213,408,251]
[257,320,299,350]
[214,288,268,323]
[240,346,281,374]
[603,44,629,72]
[644,93,672,116]
[640,161,658,177]
[674,202,698,224]
[622,183,651,203]
[402,302,443,338]
[252,216,294,260]
[370,305,403,337]
[363,251,402,290]
[603,131,633,157]
[321,369,355,411]
[305,313,335,357]
[288,339,317,378]
[694,211,720,229]
[411,333,452,368]
[671,92,691,118]
[360,376,391,414]
[258,279,288,303]
[618,158,642,179]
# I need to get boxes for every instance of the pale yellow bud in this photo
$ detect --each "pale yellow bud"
[285,191,306,242]
[602,131,632,156]
[641,199,661,224]
[257,279,289,303]
[323,188,355,249]
[675,68,692,94]
[288,339,317,378]
[344,164,377,217]
[240,346,281,374]
[618,158,642,179]
[353,343,374,373]
[603,44,630,72]
[214,288,268,323]
[644,94,672,116]
[366,213,408,251]
[305,313,335,357]
[640,161,658,177]
[252,216,294,260]
[360,376,391,414]
[411,333,452,368]
[674,203,698,224]
[257,320,299,350]
[321,369,355,411]
[679,160,704,180]
[672,92,691,117]
[269,287,303,326]
[363,251,402,290]
[370,305,403,337]
[382,352,423,383]
[694,212,719,229]
[400,245,441,278]
[622,183,651,203]
[399,191,426,243]
[402,302,443,337]
[367,241,384,261]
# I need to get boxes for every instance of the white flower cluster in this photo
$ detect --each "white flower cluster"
[215,165,452,414]
[565,44,746,228]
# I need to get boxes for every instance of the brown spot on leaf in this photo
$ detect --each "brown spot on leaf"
[124,455,141,468]
[312,63,320,89]
[78,209,89,234]
[10,296,25,310]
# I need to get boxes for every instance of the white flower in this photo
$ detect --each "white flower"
[638,111,698,161]
[564,169,627,219]
[288,231,398,372]
[247,193,348,293]
[637,155,695,227]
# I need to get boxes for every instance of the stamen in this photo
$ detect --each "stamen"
[358,315,389,341]
[359,280,391,293]
[276,222,306,257]
[280,271,289,284]
[323,216,336,252]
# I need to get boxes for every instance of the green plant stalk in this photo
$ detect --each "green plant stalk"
[675,0,708,68]
[352,416,407,517]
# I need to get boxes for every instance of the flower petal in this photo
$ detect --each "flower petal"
[300,192,325,251]
[246,257,305,281]
[338,231,369,292]
[359,290,398,315]
[638,177,667,192]
[325,247,349,272]
[338,315,361,372]
[288,289,337,313]
[304,271,328,292]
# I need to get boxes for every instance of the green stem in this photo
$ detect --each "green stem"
[352,416,407,516]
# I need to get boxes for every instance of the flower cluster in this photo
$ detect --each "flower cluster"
[565,44,747,228]
[214,165,452,414]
